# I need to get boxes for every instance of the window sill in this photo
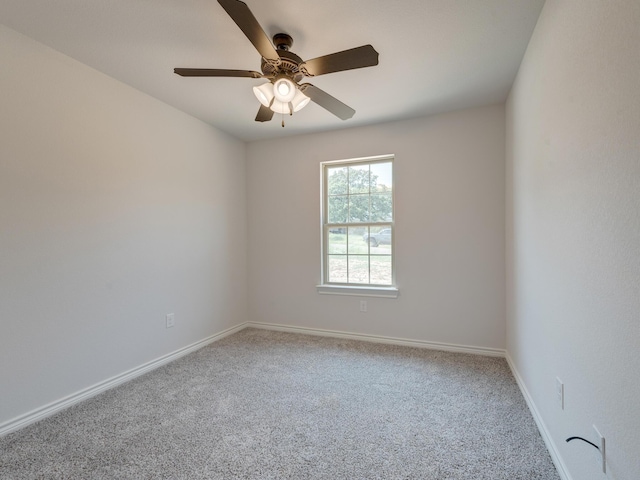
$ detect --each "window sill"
[316,285,399,298]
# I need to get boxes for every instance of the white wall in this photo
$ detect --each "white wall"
[506,1,640,479]
[247,105,505,350]
[0,26,247,426]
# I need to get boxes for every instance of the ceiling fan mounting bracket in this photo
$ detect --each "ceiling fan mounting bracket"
[273,33,293,51]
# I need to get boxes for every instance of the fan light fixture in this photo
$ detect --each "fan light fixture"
[253,80,310,114]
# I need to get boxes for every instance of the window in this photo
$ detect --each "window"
[319,155,396,296]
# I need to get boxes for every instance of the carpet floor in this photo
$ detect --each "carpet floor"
[0,328,560,479]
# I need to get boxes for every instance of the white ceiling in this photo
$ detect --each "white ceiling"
[0,0,545,142]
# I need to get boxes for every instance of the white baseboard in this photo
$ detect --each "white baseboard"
[0,323,246,437]
[246,321,506,357]
[505,352,572,480]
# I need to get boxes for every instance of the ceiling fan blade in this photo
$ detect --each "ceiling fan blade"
[217,0,280,64]
[300,45,379,77]
[174,68,263,78]
[299,84,355,120]
[255,104,274,122]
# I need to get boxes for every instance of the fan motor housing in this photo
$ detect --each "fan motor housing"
[261,34,304,82]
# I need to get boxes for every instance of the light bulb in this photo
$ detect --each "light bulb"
[273,78,296,103]
[277,82,290,96]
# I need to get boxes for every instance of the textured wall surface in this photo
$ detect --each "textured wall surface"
[0,26,248,426]
[506,1,640,479]
[247,105,506,350]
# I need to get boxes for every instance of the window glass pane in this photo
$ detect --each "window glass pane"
[348,255,369,284]
[348,194,370,223]
[347,227,368,254]
[348,164,370,194]
[327,167,348,195]
[327,255,347,283]
[328,195,348,224]
[327,229,347,254]
[370,255,392,285]
[371,193,393,222]
[367,225,393,253]
[370,162,392,193]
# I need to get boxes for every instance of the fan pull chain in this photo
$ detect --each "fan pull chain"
[281,102,294,127]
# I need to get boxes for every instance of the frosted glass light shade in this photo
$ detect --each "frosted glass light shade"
[253,82,274,107]
[291,89,311,112]
[273,78,296,103]
[270,99,291,114]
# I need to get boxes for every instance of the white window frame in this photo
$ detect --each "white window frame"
[317,154,398,298]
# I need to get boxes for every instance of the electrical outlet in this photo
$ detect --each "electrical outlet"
[555,377,564,410]
[166,313,175,328]
[360,300,367,312]
[593,425,606,474]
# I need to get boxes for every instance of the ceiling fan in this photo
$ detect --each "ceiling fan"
[174,0,379,125]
